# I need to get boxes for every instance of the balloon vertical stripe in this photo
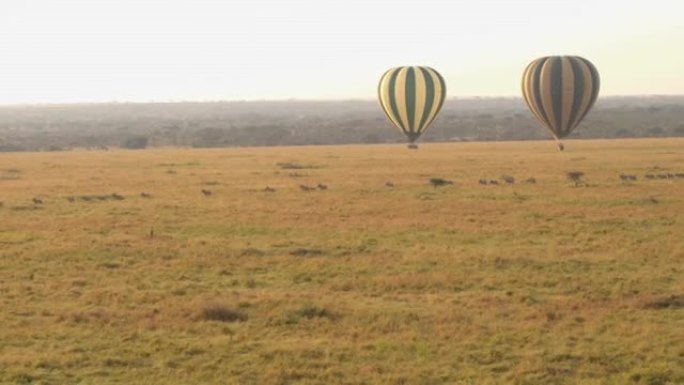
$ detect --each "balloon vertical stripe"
[380,68,404,133]
[568,57,586,131]
[572,57,601,132]
[522,59,551,131]
[540,58,561,135]
[560,56,575,131]
[426,67,446,132]
[412,68,427,131]
[378,66,446,145]
[521,56,600,141]
[393,67,410,133]
[417,67,435,131]
[405,67,417,136]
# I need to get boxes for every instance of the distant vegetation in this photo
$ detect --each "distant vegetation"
[1,95,683,152]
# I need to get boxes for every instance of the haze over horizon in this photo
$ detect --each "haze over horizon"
[1,0,683,105]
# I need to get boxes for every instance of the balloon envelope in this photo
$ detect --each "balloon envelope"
[378,66,446,146]
[521,56,600,141]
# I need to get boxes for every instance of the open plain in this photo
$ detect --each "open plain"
[1,139,683,384]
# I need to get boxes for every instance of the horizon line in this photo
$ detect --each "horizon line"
[1,94,683,108]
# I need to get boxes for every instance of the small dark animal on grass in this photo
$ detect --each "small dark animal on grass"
[317,183,328,190]
[264,186,276,192]
[140,192,152,198]
[111,193,125,200]
[619,174,637,181]
[429,178,453,188]
[67,196,76,203]
[488,180,499,185]
[32,198,43,204]
[525,177,537,184]
[478,179,488,185]
[201,189,212,196]
[299,184,316,192]
[567,171,585,186]
[501,175,515,184]
[385,181,394,188]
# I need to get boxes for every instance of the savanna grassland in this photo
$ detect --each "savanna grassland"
[1,139,683,385]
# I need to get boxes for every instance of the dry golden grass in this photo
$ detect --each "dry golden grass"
[1,139,683,384]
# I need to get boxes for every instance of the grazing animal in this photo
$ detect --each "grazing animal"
[201,189,212,196]
[111,193,125,200]
[525,177,537,184]
[429,178,453,188]
[488,180,499,185]
[149,227,154,238]
[619,174,637,181]
[645,174,656,180]
[140,192,152,198]
[385,181,394,188]
[32,198,43,204]
[67,196,76,203]
[317,183,328,190]
[299,184,315,192]
[501,175,515,184]
[264,186,276,192]
[478,179,488,185]
[676,173,684,179]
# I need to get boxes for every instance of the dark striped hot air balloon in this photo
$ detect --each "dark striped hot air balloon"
[378,66,446,149]
[521,56,600,151]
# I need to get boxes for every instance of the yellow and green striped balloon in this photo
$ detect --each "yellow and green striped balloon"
[378,66,446,148]
[522,56,600,150]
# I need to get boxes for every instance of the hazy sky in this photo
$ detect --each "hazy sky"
[1,0,682,104]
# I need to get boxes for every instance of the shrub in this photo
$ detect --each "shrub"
[429,178,453,188]
[201,304,248,322]
[566,171,585,186]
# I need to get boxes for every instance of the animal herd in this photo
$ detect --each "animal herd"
[644,173,684,180]
[4,170,683,210]
[298,183,328,192]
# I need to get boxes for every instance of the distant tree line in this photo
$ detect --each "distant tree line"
[0,96,683,152]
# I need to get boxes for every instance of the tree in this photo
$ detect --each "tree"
[567,171,585,186]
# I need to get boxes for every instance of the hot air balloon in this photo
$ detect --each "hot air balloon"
[521,56,600,150]
[378,66,446,149]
